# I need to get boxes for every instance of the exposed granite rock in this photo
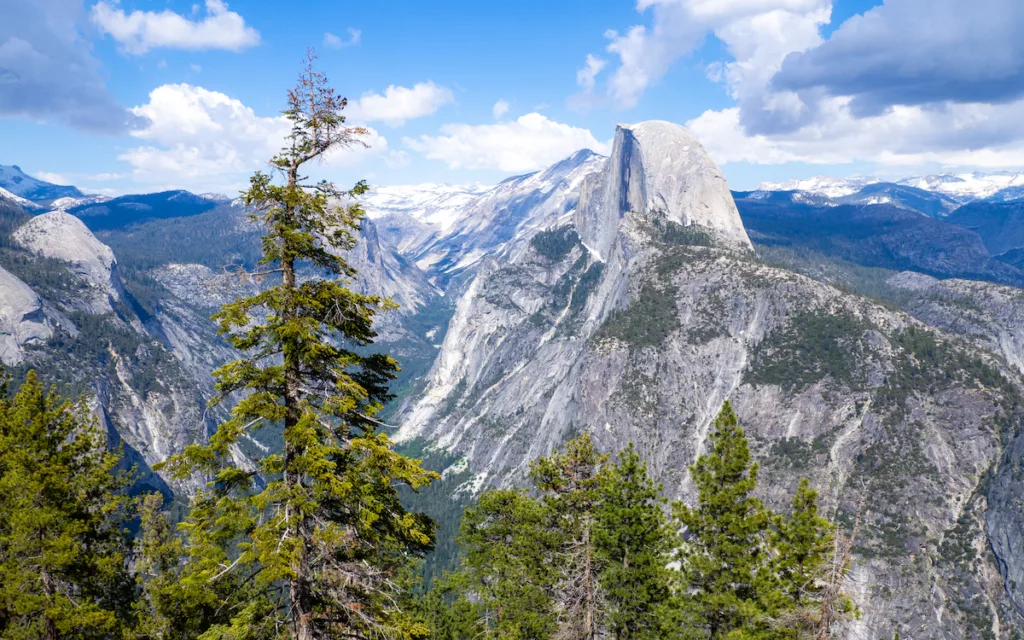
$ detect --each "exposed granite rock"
[14,211,125,313]
[0,265,52,365]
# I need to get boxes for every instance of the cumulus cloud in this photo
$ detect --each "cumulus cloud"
[0,0,133,133]
[348,81,454,127]
[122,84,389,191]
[598,0,829,109]
[589,0,1024,172]
[492,99,510,120]
[324,28,361,49]
[403,113,610,173]
[91,0,260,54]
[772,0,1024,117]
[688,97,1024,169]
[576,54,607,92]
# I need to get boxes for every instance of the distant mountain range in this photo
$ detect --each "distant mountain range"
[758,169,1024,204]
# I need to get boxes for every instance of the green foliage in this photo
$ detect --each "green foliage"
[595,444,673,640]
[597,282,681,348]
[654,220,716,248]
[674,400,773,637]
[530,435,610,639]
[456,489,556,639]
[0,371,137,639]
[156,53,438,640]
[531,226,580,262]
[427,407,853,640]
[746,311,867,391]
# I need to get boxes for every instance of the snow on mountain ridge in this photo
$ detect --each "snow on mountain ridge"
[0,165,83,202]
[756,176,880,198]
[363,183,492,232]
[759,171,1024,202]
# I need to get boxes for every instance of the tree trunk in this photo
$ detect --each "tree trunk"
[282,164,314,640]
[584,523,595,640]
[41,569,58,640]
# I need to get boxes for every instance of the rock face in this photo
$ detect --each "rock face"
[0,266,52,365]
[576,121,751,259]
[367,149,605,287]
[397,122,1024,637]
[14,211,125,313]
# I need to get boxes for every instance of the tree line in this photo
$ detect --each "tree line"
[0,54,856,640]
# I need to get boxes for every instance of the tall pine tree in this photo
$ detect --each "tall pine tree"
[530,435,609,640]
[0,371,137,640]
[595,444,673,640]
[160,51,438,640]
[456,489,555,639]
[674,400,772,639]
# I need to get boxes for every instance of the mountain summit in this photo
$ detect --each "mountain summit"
[0,165,83,203]
[577,121,751,259]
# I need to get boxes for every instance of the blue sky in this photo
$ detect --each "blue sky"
[3,0,1024,195]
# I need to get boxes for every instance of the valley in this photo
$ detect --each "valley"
[3,123,1024,637]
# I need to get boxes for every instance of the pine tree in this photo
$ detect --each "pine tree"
[159,51,438,640]
[530,435,609,640]
[133,491,271,640]
[0,371,137,639]
[457,489,555,640]
[766,479,836,636]
[674,400,772,638]
[595,444,673,640]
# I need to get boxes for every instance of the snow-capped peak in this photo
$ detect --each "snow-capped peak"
[756,176,880,199]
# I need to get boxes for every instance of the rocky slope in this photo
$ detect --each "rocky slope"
[14,211,126,314]
[0,266,52,365]
[367,149,604,288]
[397,121,1024,638]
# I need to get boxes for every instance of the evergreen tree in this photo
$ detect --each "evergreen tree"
[133,492,271,640]
[456,489,555,640]
[530,436,609,640]
[766,479,836,637]
[674,400,773,639]
[160,51,438,640]
[0,371,137,640]
[595,444,673,640]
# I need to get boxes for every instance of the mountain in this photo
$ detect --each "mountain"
[835,182,961,217]
[757,170,1024,205]
[393,122,1024,637]
[366,149,605,288]
[6,127,1024,635]
[756,175,877,198]
[67,190,219,231]
[0,186,44,212]
[899,171,1024,202]
[0,165,83,202]
[947,201,1024,258]
[736,194,1024,286]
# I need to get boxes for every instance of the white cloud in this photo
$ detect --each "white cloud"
[91,0,260,54]
[595,0,829,109]
[576,54,607,91]
[403,113,610,173]
[348,81,454,127]
[121,84,389,192]
[688,98,1024,169]
[492,99,510,120]
[33,171,71,185]
[324,28,361,49]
